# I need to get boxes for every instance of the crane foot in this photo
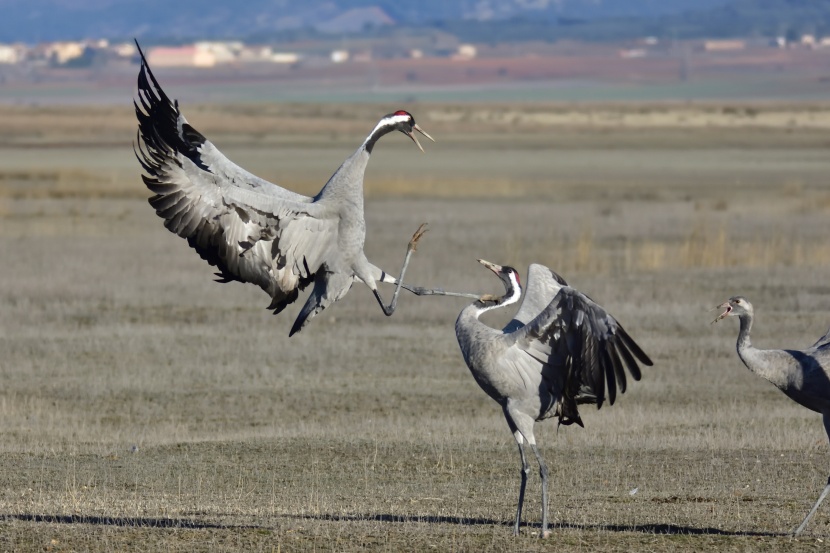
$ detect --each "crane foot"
[408,223,429,251]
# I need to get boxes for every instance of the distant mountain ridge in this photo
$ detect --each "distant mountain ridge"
[0,0,733,42]
[3,0,825,44]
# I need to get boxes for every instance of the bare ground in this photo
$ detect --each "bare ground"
[2,104,830,551]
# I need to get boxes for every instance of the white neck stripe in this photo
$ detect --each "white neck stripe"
[502,272,522,307]
[365,114,411,141]
[474,271,522,318]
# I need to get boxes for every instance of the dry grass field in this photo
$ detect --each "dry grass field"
[2,102,830,551]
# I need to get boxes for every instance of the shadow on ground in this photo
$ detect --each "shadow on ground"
[1,513,261,530]
[3,512,784,537]
[292,513,783,537]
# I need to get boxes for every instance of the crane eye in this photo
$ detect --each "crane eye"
[734,299,741,304]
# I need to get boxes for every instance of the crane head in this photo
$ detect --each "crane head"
[711,296,753,324]
[366,111,434,153]
[386,110,435,152]
[477,259,522,306]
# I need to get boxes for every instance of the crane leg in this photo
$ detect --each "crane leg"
[513,438,530,536]
[400,284,480,300]
[530,444,551,539]
[380,224,482,302]
[794,477,830,536]
[373,223,429,316]
[794,412,830,536]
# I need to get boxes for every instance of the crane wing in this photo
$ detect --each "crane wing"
[809,326,830,351]
[514,284,653,422]
[134,44,337,314]
[503,263,568,332]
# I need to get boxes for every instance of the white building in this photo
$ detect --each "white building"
[112,42,137,58]
[0,44,20,64]
[46,42,85,64]
[454,44,477,60]
[270,52,299,64]
[195,41,242,64]
[147,46,216,68]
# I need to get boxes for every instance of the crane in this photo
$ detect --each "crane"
[133,41,434,336]
[453,260,653,537]
[713,296,830,536]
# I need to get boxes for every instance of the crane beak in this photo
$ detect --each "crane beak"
[477,259,502,274]
[711,301,732,324]
[414,123,434,142]
[407,124,434,153]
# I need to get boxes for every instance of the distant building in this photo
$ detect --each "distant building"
[112,42,137,58]
[238,45,269,62]
[0,44,20,64]
[270,52,299,64]
[331,49,349,63]
[46,42,85,64]
[703,40,745,52]
[453,44,477,60]
[148,46,216,68]
[619,48,646,59]
[195,41,242,64]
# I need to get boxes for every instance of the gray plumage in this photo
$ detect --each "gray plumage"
[455,260,653,537]
[133,42,433,336]
[714,296,830,536]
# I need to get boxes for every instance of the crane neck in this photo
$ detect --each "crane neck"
[316,119,397,201]
[733,311,793,389]
[456,282,522,354]
[315,147,370,203]
[468,277,522,320]
[362,119,399,155]
[736,313,753,353]
[735,312,767,378]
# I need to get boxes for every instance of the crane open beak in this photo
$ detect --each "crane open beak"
[711,301,732,324]
[477,259,502,274]
[407,123,435,153]
[477,259,508,302]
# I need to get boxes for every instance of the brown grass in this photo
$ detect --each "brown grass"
[506,226,830,275]
[2,103,830,551]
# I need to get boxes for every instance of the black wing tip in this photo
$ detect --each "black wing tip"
[289,306,309,336]
[548,267,568,287]
[134,39,146,62]
[617,324,653,367]
[134,38,172,110]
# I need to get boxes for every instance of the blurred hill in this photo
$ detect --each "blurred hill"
[0,0,743,42]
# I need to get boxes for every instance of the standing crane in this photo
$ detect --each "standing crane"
[133,41,433,336]
[453,260,653,537]
[713,296,830,536]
